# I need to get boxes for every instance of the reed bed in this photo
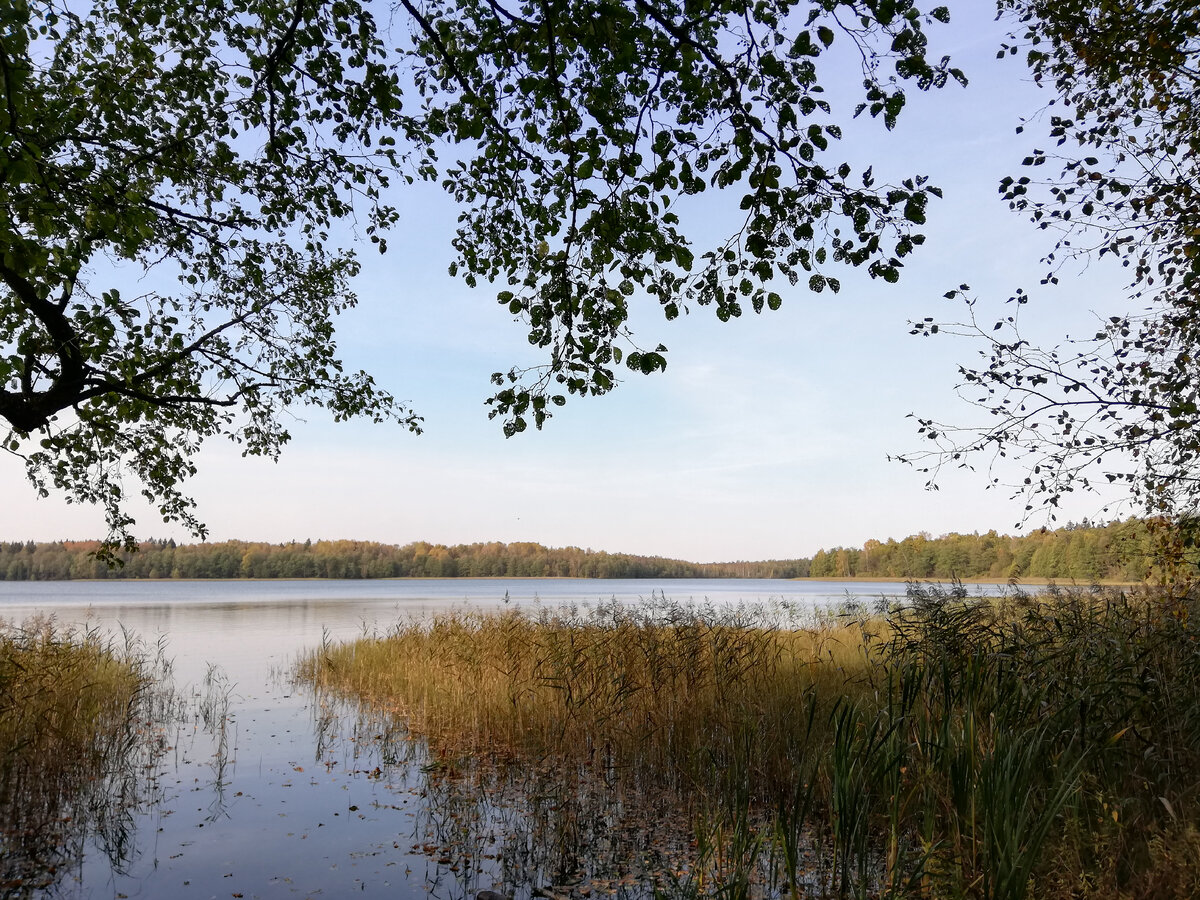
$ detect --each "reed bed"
[302,600,869,801]
[300,587,1200,899]
[0,618,175,897]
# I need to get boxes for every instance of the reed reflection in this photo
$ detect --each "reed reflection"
[0,619,178,898]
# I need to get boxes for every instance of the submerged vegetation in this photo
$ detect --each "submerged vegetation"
[301,587,1200,899]
[0,620,175,897]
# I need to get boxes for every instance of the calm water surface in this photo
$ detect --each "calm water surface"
[0,578,1014,899]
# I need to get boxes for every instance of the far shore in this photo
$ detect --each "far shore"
[9,574,1142,586]
[795,575,1140,587]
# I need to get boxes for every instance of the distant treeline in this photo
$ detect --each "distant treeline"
[0,539,808,581]
[807,518,1168,582]
[0,519,1172,581]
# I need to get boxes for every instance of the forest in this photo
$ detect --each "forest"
[0,538,807,581]
[804,518,1175,582]
[0,518,1174,582]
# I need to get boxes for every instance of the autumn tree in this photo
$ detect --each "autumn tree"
[2,0,961,553]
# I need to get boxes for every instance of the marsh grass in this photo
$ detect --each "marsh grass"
[300,586,1200,899]
[0,617,176,897]
[303,599,866,792]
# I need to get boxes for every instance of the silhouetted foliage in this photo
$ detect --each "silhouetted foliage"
[903,1,1200,527]
[2,0,963,556]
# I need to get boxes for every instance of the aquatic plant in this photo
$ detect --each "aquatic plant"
[0,618,176,897]
[301,586,1200,899]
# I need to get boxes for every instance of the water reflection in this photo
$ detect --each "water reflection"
[0,624,178,899]
[0,579,1021,898]
[307,691,707,900]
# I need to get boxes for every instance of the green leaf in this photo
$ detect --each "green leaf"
[0,0,963,550]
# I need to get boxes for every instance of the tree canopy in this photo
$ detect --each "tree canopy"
[903,0,1200,527]
[1,0,964,552]
[2,0,420,555]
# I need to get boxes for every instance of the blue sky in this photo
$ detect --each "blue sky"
[0,2,1133,562]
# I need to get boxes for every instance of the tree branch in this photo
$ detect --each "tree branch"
[0,258,86,432]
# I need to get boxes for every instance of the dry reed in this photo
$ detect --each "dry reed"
[0,617,174,895]
[300,587,1200,899]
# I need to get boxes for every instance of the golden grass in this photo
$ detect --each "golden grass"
[300,587,1200,900]
[0,617,172,894]
[301,601,873,804]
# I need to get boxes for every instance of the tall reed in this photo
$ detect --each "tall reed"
[302,599,865,808]
[301,586,1200,899]
[0,617,175,895]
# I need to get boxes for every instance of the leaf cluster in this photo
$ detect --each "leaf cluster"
[2,0,966,550]
[407,0,964,432]
[0,0,421,551]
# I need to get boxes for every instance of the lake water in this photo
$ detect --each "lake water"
[0,578,1015,899]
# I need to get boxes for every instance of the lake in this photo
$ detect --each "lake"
[0,578,1017,899]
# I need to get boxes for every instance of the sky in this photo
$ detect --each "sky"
[0,2,1136,562]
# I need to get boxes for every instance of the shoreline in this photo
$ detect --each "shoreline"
[0,574,1142,586]
[794,575,1140,587]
